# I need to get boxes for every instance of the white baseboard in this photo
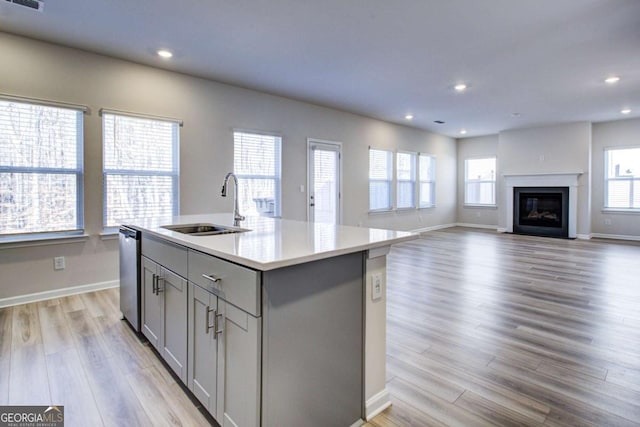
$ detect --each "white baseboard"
[365,388,392,420]
[455,223,499,230]
[590,233,640,242]
[410,223,456,234]
[497,227,508,233]
[576,233,592,240]
[0,280,119,308]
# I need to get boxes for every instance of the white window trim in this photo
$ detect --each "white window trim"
[464,156,497,207]
[102,112,180,230]
[0,97,86,240]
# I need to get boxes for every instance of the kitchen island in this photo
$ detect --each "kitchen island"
[125,213,416,427]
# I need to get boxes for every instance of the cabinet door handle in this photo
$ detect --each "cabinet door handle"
[156,276,164,294]
[205,306,215,334]
[214,311,224,339]
[202,273,221,283]
[152,274,157,294]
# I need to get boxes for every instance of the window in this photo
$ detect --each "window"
[233,131,281,217]
[396,151,416,209]
[465,157,496,206]
[103,113,179,228]
[605,147,640,209]
[419,154,436,208]
[0,99,84,236]
[369,148,393,211]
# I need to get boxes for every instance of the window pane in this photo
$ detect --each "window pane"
[419,182,435,207]
[466,158,496,181]
[605,148,640,209]
[369,149,392,210]
[606,148,640,179]
[465,158,496,205]
[103,115,176,172]
[369,181,391,211]
[466,182,496,205]
[313,149,338,224]
[233,132,281,217]
[0,173,78,234]
[103,113,179,228]
[0,101,80,169]
[105,175,175,227]
[397,181,415,208]
[419,155,435,207]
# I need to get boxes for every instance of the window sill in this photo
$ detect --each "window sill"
[601,208,640,215]
[100,230,119,240]
[368,209,394,215]
[464,204,498,209]
[0,232,90,249]
[419,205,436,210]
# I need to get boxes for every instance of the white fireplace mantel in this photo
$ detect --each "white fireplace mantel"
[503,172,583,238]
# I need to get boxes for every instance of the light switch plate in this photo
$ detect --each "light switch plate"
[54,256,65,270]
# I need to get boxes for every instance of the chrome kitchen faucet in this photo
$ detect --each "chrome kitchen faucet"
[221,172,245,223]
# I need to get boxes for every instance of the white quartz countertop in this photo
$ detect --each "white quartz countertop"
[126,213,417,271]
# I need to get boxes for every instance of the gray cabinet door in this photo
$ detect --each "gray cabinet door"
[160,267,188,383]
[187,282,218,415]
[218,300,261,427]
[141,257,161,350]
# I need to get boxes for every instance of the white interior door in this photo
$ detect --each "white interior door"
[308,140,341,224]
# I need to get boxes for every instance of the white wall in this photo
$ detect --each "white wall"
[0,32,457,300]
[497,122,592,236]
[456,135,499,227]
[592,117,640,238]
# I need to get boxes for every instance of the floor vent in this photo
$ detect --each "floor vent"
[4,0,44,12]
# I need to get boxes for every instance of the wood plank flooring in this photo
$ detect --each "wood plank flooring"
[366,228,640,427]
[1,227,639,426]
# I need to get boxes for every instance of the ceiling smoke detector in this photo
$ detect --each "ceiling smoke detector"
[4,0,44,12]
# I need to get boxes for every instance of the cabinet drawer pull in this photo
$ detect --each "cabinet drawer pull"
[214,311,224,338]
[156,276,165,294]
[201,273,221,283]
[205,306,215,334]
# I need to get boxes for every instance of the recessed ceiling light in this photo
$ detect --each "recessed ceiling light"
[405,114,414,120]
[157,49,173,59]
[454,83,467,92]
[459,129,467,135]
[621,108,631,115]
[605,76,620,84]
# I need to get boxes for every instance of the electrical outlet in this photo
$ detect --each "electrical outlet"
[371,273,383,301]
[54,256,65,270]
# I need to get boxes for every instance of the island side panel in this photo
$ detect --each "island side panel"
[261,252,364,427]
[364,246,391,419]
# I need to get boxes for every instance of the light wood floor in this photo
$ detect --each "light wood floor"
[1,228,639,426]
[367,228,640,427]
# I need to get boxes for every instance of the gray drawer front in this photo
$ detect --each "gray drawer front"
[142,235,188,277]
[188,249,261,316]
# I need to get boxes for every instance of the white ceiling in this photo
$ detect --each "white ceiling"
[1,0,639,138]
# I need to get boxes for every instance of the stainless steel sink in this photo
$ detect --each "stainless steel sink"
[161,223,249,236]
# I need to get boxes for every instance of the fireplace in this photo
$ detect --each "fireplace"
[513,187,569,238]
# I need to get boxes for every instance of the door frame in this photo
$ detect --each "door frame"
[307,138,343,224]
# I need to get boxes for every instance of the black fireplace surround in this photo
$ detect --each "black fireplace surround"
[513,187,569,238]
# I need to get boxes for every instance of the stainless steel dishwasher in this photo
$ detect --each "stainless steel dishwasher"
[119,226,141,333]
